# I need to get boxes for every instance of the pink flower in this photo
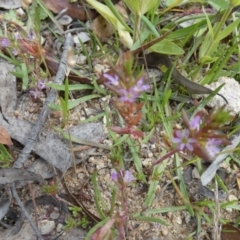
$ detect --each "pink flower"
[104,74,119,86]
[120,88,140,102]
[29,89,42,99]
[205,138,221,158]
[123,170,135,183]
[0,38,10,47]
[37,79,46,90]
[172,129,196,151]
[189,115,201,131]
[110,170,135,183]
[110,170,118,181]
[132,78,150,92]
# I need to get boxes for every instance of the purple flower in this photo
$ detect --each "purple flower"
[133,78,150,92]
[123,170,135,183]
[110,170,118,181]
[28,30,35,40]
[38,79,46,90]
[110,170,135,183]
[120,88,139,102]
[205,138,221,158]
[172,129,196,151]
[29,89,42,99]
[104,74,119,86]
[0,38,10,47]
[189,115,201,131]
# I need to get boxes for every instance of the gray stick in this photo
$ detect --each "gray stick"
[14,34,73,168]
[11,183,44,240]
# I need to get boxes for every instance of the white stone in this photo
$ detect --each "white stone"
[56,223,64,233]
[50,211,60,220]
[148,152,153,158]
[39,220,55,235]
[142,158,152,167]
[204,77,240,115]
[174,215,182,225]
[226,195,238,212]
[73,32,90,44]
[161,226,169,236]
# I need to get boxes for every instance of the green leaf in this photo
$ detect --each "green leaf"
[144,158,168,207]
[199,55,218,64]
[133,215,168,225]
[143,205,187,215]
[21,63,29,90]
[91,171,107,218]
[203,6,214,40]
[231,0,240,7]
[48,94,101,111]
[207,0,229,10]
[150,39,184,55]
[124,0,159,15]
[164,0,184,7]
[47,83,94,91]
[87,0,133,47]
[198,33,219,58]
[215,18,240,42]
[68,94,101,109]
[85,217,111,240]
[126,138,146,182]
[4,10,23,26]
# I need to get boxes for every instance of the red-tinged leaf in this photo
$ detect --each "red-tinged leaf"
[109,126,130,134]
[130,129,144,139]
[90,218,115,240]
[130,112,142,126]
[0,125,13,146]
[221,224,240,240]
[109,126,143,139]
[18,39,45,58]
[193,144,212,161]
[42,0,98,21]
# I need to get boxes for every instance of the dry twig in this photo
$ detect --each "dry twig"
[13,34,74,168]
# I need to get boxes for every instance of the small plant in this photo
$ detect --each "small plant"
[0,144,13,168]
[154,107,233,166]
[64,206,89,230]
[104,52,150,140]
[42,180,58,195]
[88,169,136,239]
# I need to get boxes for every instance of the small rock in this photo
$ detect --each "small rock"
[192,167,200,179]
[56,223,64,233]
[204,77,240,115]
[226,194,238,212]
[148,152,153,158]
[174,215,182,225]
[150,144,156,150]
[142,158,152,167]
[39,220,55,235]
[50,211,60,220]
[161,226,169,236]
[182,211,191,224]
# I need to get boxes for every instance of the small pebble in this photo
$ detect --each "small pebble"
[56,223,64,233]
[226,194,238,212]
[161,226,169,236]
[39,220,55,235]
[148,152,153,158]
[50,211,60,220]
